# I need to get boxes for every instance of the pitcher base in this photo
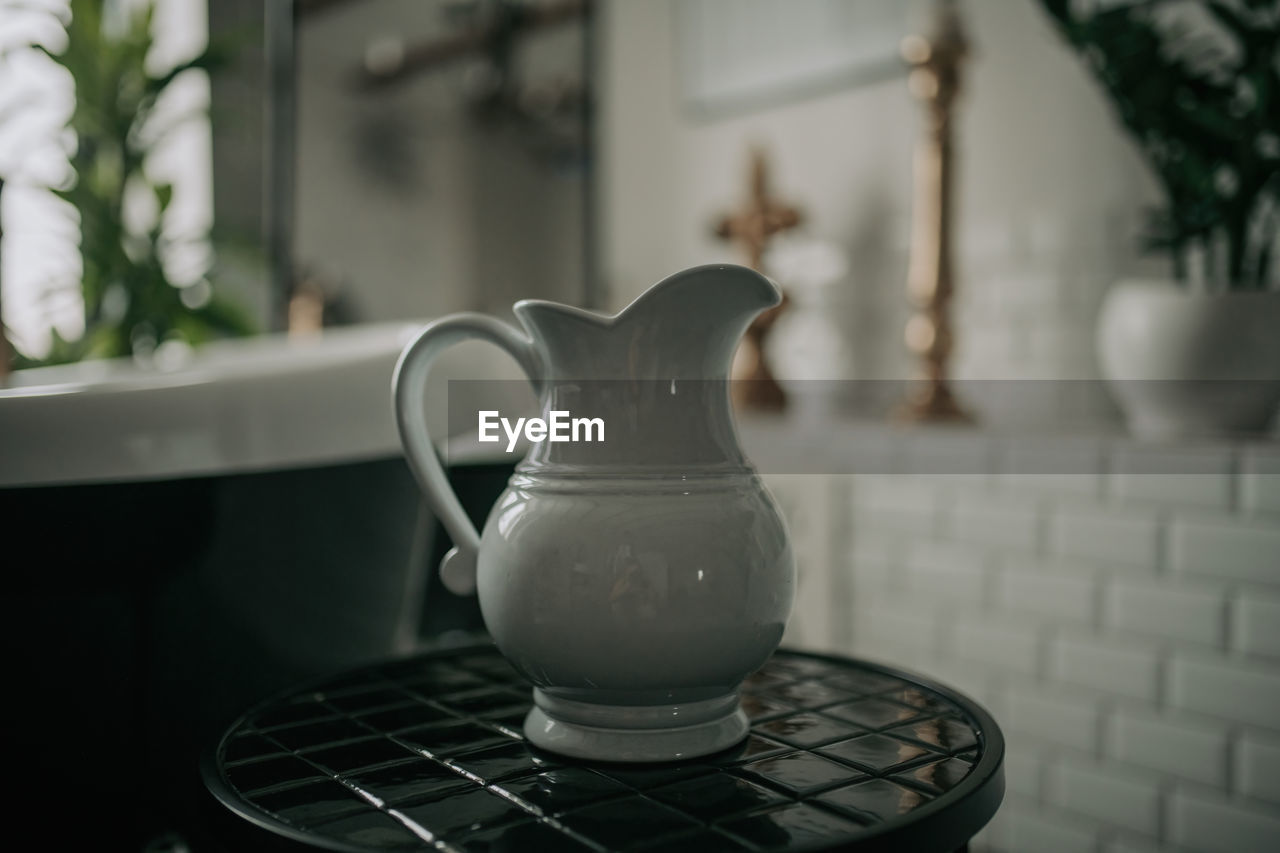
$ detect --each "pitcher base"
[523,689,749,763]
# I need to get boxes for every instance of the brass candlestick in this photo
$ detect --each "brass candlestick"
[714,148,803,412]
[896,0,972,423]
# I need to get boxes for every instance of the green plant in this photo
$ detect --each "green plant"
[1039,0,1279,289]
[2,0,252,367]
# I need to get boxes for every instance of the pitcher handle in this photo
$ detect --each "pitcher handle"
[393,313,542,595]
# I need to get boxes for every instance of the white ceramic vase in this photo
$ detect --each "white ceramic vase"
[1097,280,1280,438]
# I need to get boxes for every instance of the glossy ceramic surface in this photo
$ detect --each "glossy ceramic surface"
[1098,280,1280,437]
[205,645,1005,852]
[393,265,796,761]
[0,322,531,486]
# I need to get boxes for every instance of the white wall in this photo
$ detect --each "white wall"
[599,0,1165,387]
[293,1,587,322]
[751,427,1280,853]
[600,7,1279,849]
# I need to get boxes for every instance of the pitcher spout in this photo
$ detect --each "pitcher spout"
[621,264,781,331]
[513,264,780,381]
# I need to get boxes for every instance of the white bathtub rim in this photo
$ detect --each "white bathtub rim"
[0,321,528,487]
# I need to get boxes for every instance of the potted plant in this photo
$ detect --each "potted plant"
[1040,0,1280,437]
[0,0,252,370]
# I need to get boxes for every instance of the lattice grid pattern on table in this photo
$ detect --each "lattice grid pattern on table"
[210,647,994,852]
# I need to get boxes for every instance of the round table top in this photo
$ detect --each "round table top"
[204,645,1004,852]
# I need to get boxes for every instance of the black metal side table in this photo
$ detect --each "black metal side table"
[203,645,1003,852]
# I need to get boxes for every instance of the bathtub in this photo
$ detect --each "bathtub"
[0,322,526,843]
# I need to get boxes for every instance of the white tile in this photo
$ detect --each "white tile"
[1169,654,1280,730]
[1236,730,1280,805]
[1001,743,1045,801]
[767,474,831,537]
[1050,506,1160,569]
[849,558,901,595]
[1109,444,1235,510]
[1243,472,1280,519]
[849,533,901,567]
[1026,322,1096,371]
[930,657,1002,709]
[1104,578,1225,647]
[1112,473,1235,510]
[852,506,938,536]
[901,541,992,606]
[903,538,988,574]
[772,475,837,651]
[1049,633,1160,702]
[971,801,1014,853]
[821,427,902,476]
[998,566,1096,624]
[1168,788,1280,853]
[1106,708,1229,787]
[995,434,1106,496]
[851,596,941,666]
[949,615,1042,677]
[850,593,940,638]
[1004,685,1100,753]
[1007,808,1098,853]
[1101,834,1163,853]
[897,428,994,480]
[1169,515,1280,586]
[851,632,937,673]
[851,475,938,512]
[850,474,940,532]
[945,492,1042,551]
[1233,593,1280,659]
[962,368,1084,414]
[998,472,1103,497]
[1240,449,1280,515]
[1046,759,1160,836]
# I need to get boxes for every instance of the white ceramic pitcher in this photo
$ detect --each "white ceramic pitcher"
[393,264,794,761]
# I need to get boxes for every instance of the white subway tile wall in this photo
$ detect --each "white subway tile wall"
[766,474,839,653]
[1105,580,1225,647]
[1050,632,1162,703]
[1236,730,1280,805]
[1239,450,1280,515]
[1232,593,1280,659]
[762,436,1280,852]
[1169,515,1280,585]
[1046,760,1162,837]
[1106,709,1228,788]
[998,561,1098,624]
[1167,789,1280,853]
[1108,446,1236,511]
[1102,836,1166,853]
[1050,505,1162,569]
[1004,685,1102,754]
[1008,807,1101,853]
[1168,654,1280,730]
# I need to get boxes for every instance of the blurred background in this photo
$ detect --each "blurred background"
[1,0,1278,850]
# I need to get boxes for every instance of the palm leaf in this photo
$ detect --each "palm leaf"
[3,0,257,365]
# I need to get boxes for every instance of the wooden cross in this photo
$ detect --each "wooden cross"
[714,148,803,411]
[715,148,803,270]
